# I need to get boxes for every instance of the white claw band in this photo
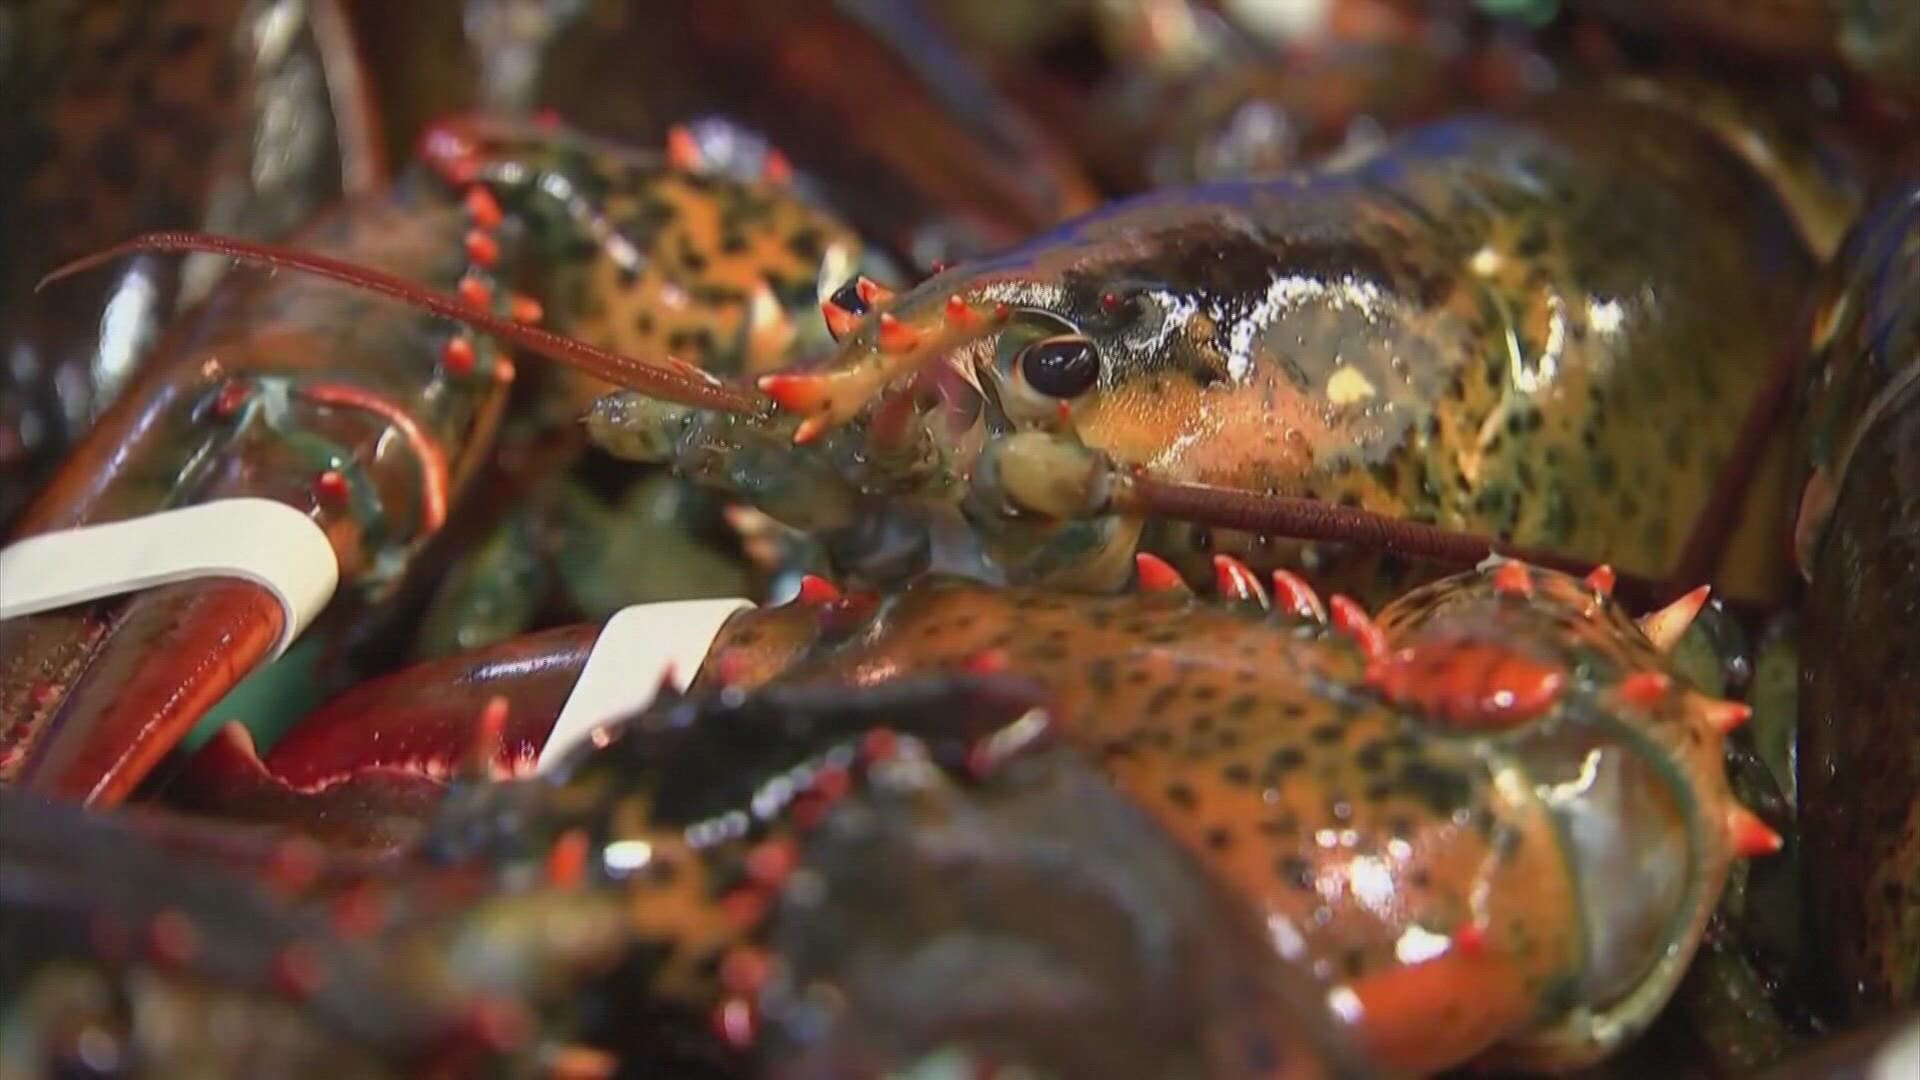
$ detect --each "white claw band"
[0,498,339,659]
[538,598,756,774]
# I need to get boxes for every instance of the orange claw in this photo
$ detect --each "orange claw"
[1583,564,1616,598]
[1134,552,1188,592]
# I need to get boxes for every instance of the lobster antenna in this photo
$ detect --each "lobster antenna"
[1115,473,1681,602]
[38,231,759,414]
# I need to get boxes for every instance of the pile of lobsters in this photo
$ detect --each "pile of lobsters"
[3,1,1920,1076]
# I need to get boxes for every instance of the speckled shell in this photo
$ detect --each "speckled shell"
[1796,183,1920,1018]
[630,87,1815,603]
[698,562,1744,1072]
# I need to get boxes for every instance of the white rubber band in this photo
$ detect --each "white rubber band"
[538,598,756,773]
[0,498,339,659]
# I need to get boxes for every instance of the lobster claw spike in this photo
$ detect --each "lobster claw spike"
[960,648,1010,675]
[462,696,512,781]
[761,148,793,185]
[943,295,975,328]
[665,125,705,171]
[820,298,861,341]
[854,276,894,307]
[1584,564,1617,599]
[1134,552,1191,594]
[1212,555,1269,609]
[1269,570,1327,623]
[1329,596,1388,661]
[1728,805,1783,857]
[1637,585,1710,653]
[1693,694,1752,735]
[791,415,831,446]
[1489,560,1534,597]
[758,372,833,413]
[796,574,841,604]
[876,313,921,354]
[1617,671,1672,708]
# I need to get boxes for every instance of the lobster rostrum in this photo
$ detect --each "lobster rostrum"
[184,555,1771,1074]
[2,675,1373,1079]
[102,83,1827,604]
[2,112,867,805]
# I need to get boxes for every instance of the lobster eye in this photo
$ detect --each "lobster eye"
[1017,335,1101,398]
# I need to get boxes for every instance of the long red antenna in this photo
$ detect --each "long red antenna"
[38,232,758,414]
[1116,474,1682,602]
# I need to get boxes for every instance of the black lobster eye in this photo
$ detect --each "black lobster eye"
[1017,335,1101,398]
[827,279,870,315]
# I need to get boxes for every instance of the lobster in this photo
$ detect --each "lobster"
[0,112,869,806]
[173,556,1774,1074]
[61,80,1851,617]
[1,674,1374,1079]
[1793,178,1920,1021]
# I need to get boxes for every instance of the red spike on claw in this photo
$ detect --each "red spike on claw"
[796,574,840,603]
[458,275,492,309]
[943,295,974,327]
[440,336,476,376]
[961,648,1009,675]
[1490,561,1533,597]
[1134,552,1187,593]
[1618,671,1672,708]
[463,186,503,230]
[546,829,590,889]
[1584,565,1616,599]
[1638,585,1710,653]
[313,470,350,505]
[1696,695,1753,735]
[820,299,860,340]
[1451,922,1486,956]
[464,229,499,268]
[877,312,920,353]
[1728,806,1783,856]
[1329,596,1387,661]
[854,276,894,307]
[1269,570,1326,622]
[758,372,831,413]
[1212,554,1268,607]
[791,415,830,445]
[508,293,544,325]
[666,125,704,171]
[761,149,793,185]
